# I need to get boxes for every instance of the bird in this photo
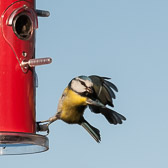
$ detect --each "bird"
[38,75,126,143]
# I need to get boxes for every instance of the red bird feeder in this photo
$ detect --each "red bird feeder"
[0,0,51,155]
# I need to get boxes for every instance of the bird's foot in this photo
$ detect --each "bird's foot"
[36,122,50,136]
[36,116,57,135]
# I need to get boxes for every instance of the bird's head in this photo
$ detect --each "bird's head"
[69,76,94,95]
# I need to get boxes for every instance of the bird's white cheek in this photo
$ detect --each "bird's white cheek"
[74,85,86,93]
[71,80,86,93]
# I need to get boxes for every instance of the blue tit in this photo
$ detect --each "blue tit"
[38,75,126,143]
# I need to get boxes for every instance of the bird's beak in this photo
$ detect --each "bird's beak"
[86,87,93,93]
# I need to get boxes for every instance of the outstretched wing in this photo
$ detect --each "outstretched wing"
[89,75,118,107]
[88,75,126,124]
[89,105,126,125]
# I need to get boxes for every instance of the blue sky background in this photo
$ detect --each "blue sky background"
[1,0,168,167]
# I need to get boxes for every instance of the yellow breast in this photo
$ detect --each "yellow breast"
[60,88,87,124]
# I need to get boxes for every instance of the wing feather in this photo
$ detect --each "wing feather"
[87,75,126,125]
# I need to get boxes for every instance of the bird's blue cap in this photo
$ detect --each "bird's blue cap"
[78,75,92,81]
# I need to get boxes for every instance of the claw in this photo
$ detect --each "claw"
[37,119,50,124]
[36,116,58,135]
[46,127,50,135]
[36,122,50,136]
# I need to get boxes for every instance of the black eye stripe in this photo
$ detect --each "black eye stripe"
[76,79,87,87]
[80,81,87,87]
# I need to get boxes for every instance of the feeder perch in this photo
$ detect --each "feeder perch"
[0,0,51,155]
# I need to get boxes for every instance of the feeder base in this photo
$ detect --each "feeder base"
[0,132,49,155]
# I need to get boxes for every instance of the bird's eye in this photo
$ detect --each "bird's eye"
[80,81,86,87]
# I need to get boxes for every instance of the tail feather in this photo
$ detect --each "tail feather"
[101,107,126,124]
[81,121,101,143]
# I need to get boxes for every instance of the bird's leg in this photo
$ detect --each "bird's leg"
[36,116,58,135]
[38,116,58,124]
[48,116,58,125]
[37,119,50,124]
